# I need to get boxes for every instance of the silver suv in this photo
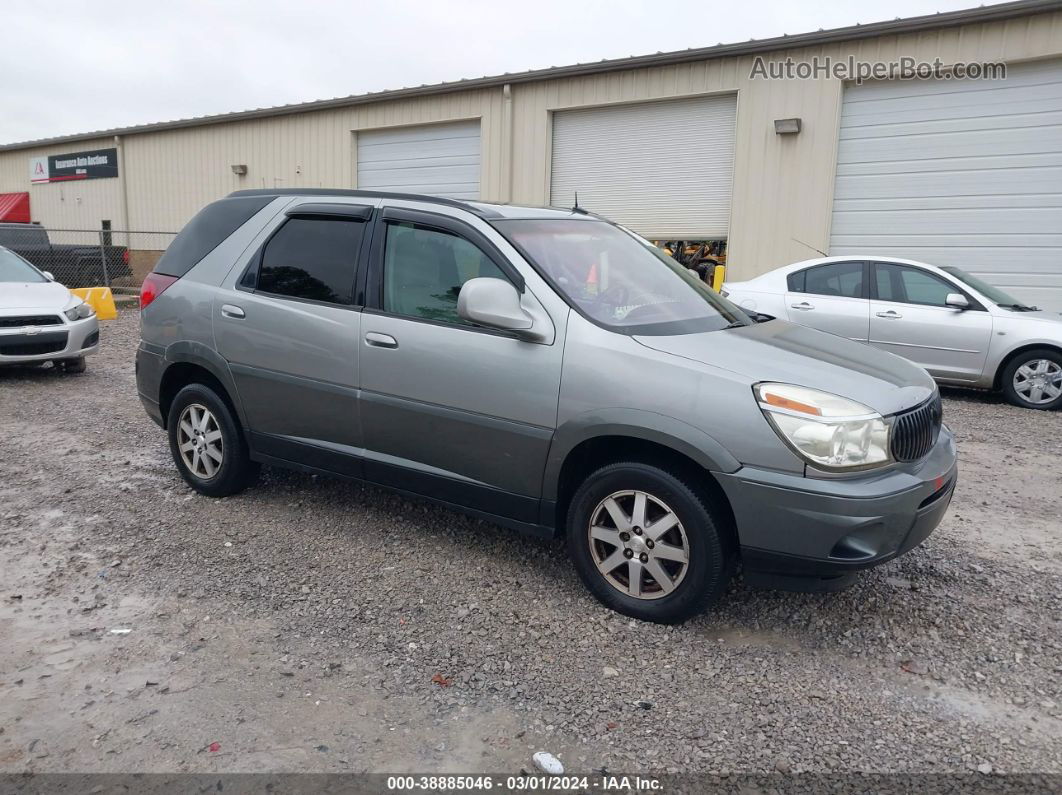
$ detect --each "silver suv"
[137,190,957,623]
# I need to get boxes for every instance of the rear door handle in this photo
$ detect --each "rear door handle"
[790,302,814,311]
[876,310,902,319]
[365,332,398,349]
[221,304,245,319]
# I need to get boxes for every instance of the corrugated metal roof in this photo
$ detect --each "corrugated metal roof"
[2,0,1058,152]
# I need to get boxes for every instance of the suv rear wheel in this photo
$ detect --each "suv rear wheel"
[567,462,733,623]
[1001,349,1062,410]
[167,382,259,496]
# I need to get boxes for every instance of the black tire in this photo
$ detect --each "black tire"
[57,357,86,373]
[567,462,733,624]
[1000,348,1062,411]
[166,382,259,497]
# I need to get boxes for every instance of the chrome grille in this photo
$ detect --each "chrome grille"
[890,394,943,463]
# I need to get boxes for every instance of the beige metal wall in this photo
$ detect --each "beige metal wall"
[510,9,1062,273]
[0,136,121,232]
[1,9,1059,280]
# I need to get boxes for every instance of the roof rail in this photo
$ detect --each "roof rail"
[226,188,502,219]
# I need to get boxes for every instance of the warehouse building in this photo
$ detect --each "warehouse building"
[1,0,1060,306]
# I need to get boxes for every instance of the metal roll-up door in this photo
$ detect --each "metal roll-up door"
[830,59,1062,309]
[357,120,481,200]
[550,95,737,238]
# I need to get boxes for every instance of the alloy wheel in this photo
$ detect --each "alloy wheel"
[1013,359,1062,405]
[588,490,690,600]
[177,403,224,479]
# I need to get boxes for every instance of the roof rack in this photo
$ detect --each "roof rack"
[226,188,503,219]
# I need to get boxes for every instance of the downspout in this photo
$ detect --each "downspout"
[114,134,131,247]
[501,83,513,203]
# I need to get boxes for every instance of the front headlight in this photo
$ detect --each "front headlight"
[755,383,891,470]
[64,300,95,321]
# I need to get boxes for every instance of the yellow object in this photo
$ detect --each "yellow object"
[70,287,118,320]
[711,264,726,292]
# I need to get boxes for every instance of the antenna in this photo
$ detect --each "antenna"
[571,191,589,215]
[792,237,828,257]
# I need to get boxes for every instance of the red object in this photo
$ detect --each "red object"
[140,273,178,309]
[208,741,220,752]
[431,673,453,687]
[0,192,30,223]
[122,249,130,264]
[586,262,598,285]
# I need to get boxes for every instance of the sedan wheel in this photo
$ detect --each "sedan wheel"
[588,490,690,600]
[1012,359,1062,406]
[176,403,225,479]
[1002,349,1062,410]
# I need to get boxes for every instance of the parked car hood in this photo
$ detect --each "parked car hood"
[0,281,71,312]
[634,319,937,417]
[995,308,1062,329]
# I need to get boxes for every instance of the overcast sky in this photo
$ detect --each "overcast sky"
[1,0,1005,144]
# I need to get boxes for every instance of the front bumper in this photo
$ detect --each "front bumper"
[717,425,957,589]
[0,315,99,364]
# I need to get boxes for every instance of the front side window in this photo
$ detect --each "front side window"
[941,266,1030,310]
[382,222,511,325]
[254,217,363,305]
[796,262,865,299]
[0,247,46,282]
[876,263,955,307]
[494,219,748,334]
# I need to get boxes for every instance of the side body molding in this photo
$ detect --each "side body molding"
[541,408,742,503]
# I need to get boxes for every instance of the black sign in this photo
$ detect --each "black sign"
[46,147,118,181]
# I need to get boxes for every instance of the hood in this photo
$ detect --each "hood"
[635,319,937,417]
[994,307,1062,330]
[0,281,73,313]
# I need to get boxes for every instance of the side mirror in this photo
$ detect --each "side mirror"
[458,277,533,332]
[42,271,54,281]
[945,293,969,310]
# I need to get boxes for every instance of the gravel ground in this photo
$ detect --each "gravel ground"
[1,308,1060,776]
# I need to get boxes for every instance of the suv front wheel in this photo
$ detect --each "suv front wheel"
[167,382,259,497]
[567,462,733,623]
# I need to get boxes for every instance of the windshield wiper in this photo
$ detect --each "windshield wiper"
[998,303,1039,312]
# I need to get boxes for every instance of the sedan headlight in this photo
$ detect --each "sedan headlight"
[755,383,891,470]
[64,301,95,321]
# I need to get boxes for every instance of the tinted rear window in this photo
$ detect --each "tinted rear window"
[0,225,49,247]
[154,196,274,277]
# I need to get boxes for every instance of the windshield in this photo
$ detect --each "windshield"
[940,266,1034,309]
[0,246,46,283]
[494,218,751,334]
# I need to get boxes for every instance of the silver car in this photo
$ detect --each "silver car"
[0,245,99,372]
[724,256,1062,410]
[136,191,957,623]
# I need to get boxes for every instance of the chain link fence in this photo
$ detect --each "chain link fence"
[0,225,177,295]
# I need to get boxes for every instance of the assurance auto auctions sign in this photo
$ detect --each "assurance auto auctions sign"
[29,147,118,183]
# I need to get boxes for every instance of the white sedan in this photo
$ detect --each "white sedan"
[0,244,99,373]
[723,256,1062,410]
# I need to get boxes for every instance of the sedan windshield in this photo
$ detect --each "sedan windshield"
[940,266,1036,310]
[494,218,751,334]
[0,246,46,283]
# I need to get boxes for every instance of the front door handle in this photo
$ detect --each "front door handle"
[221,304,245,319]
[365,332,398,349]
[876,310,902,319]
[790,302,814,311]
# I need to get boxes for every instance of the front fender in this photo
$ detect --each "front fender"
[540,407,741,502]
